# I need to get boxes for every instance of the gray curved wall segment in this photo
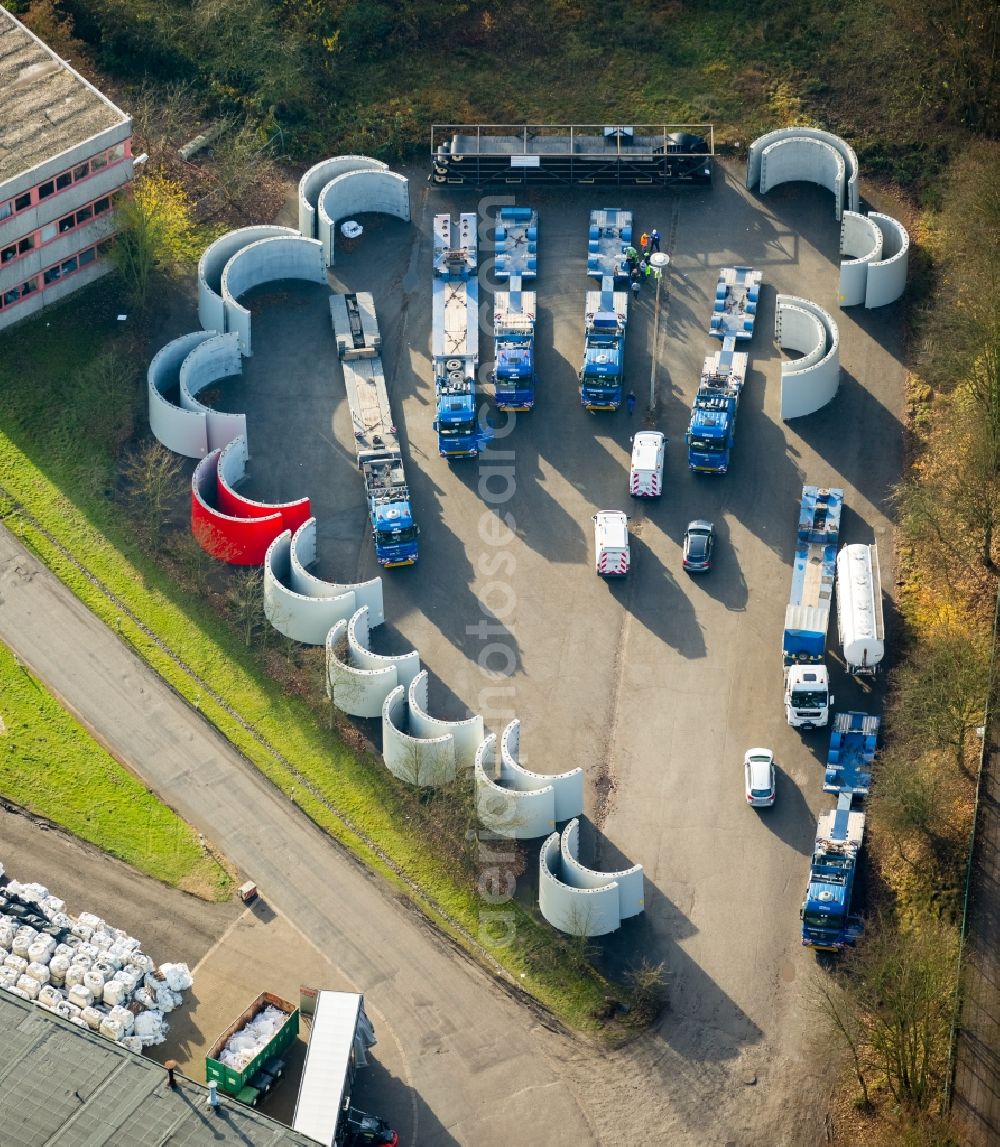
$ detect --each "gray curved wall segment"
[406,670,483,771]
[382,685,457,787]
[290,517,383,626]
[747,127,859,220]
[474,721,585,839]
[177,331,247,454]
[317,170,411,266]
[775,294,841,419]
[148,331,215,457]
[298,156,386,239]
[865,213,909,308]
[539,819,644,937]
[264,529,357,646]
[838,211,883,307]
[325,608,421,719]
[198,225,298,334]
[221,235,327,355]
[263,517,384,644]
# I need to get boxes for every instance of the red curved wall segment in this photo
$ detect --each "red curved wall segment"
[191,447,311,565]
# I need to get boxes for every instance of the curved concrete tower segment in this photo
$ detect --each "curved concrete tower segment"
[747,128,859,220]
[148,331,216,458]
[317,170,411,266]
[325,607,420,719]
[775,295,841,420]
[838,211,883,307]
[176,331,247,454]
[191,437,310,565]
[263,517,384,645]
[475,722,585,839]
[297,156,386,239]
[865,214,909,308]
[381,685,457,787]
[405,670,484,772]
[198,226,298,334]
[539,819,644,937]
[221,235,326,355]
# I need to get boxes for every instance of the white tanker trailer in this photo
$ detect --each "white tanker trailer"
[836,543,885,675]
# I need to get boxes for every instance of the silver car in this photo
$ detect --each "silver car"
[744,748,776,807]
[682,520,714,572]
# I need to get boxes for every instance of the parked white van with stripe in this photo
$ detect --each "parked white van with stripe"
[593,511,630,577]
[629,431,665,497]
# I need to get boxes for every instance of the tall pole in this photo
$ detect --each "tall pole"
[648,253,670,414]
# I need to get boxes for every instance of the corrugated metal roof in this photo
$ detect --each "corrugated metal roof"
[0,993,316,1146]
[0,5,129,185]
[292,992,362,1145]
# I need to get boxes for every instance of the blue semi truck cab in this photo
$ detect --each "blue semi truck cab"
[580,290,627,411]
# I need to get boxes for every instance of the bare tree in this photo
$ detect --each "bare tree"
[814,978,872,1110]
[121,441,183,541]
[226,565,264,648]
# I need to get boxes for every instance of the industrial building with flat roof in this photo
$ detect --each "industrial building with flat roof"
[0,991,317,1146]
[0,3,132,331]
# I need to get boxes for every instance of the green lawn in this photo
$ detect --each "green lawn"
[0,638,232,899]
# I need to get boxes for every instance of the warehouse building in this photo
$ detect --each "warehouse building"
[0,4,133,331]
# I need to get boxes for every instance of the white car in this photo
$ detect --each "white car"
[744,748,776,808]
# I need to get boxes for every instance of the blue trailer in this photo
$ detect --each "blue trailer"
[580,208,631,411]
[432,213,492,458]
[493,207,539,411]
[823,712,879,800]
[708,265,762,341]
[801,794,866,951]
[330,293,419,567]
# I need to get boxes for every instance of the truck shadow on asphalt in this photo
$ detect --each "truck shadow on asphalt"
[352,1056,459,1147]
[608,532,707,659]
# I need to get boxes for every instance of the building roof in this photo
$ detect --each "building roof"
[0,5,129,186]
[0,993,317,1146]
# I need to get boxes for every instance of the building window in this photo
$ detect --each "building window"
[43,265,61,285]
[1,244,15,264]
[14,192,31,211]
[79,247,96,267]
[38,181,54,199]
[56,171,72,191]
[76,204,93,224]
[109,143,126,162]
[3,286,21,305]
[59,213,75,234]
[61,256,78,275]
[21,277,38,295]
[73,162,90,181]
[18,237,33,255]
[94,196,111,216]
[91,152,108,172]
[0,201,11,221]
[40,222,57,243]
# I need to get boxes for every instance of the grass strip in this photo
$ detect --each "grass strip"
[0,638,232,899]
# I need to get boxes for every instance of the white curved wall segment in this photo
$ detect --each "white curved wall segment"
[406,670,483,770]
[347,606,420,686]
[839,212,883,307]
[221,235,326,355]
[288,517,384,626]
[475,721,585,839]
[318,170,411,267]
[866,213,909,309]
[264,530,356,646]
[148,331,215,457]
[177,331,247,453]
[382,685,457,787]
[747,127,859,219]
[198,226,298,334]
[298,156,386,238]
[539,819,644,937]
[760,138,845,221]
[325,609,420,719]
[775,294,841,420]
[475,734,557,840]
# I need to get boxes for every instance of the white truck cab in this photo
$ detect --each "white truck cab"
[629,431,665,497]
[593,511,630,577]
[784,664,833,729]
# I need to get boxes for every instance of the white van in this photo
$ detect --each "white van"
[593,511,630,577]
[629,431,665,497]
